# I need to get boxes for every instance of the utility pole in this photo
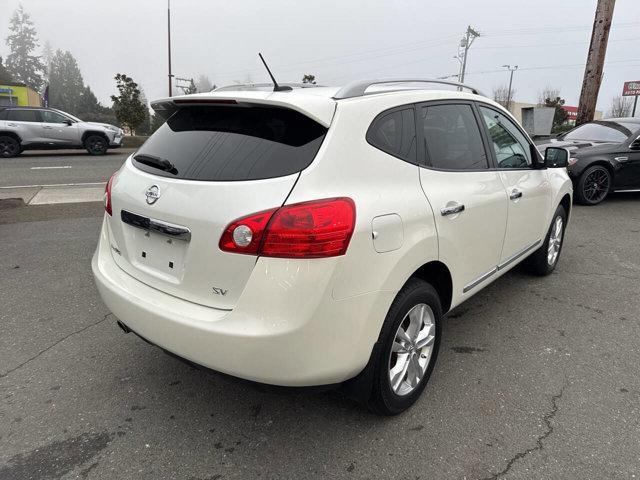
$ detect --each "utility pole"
[576,0,615,125]
[502,65,518,112]
[458,26,480,84]
[167,0,173,97]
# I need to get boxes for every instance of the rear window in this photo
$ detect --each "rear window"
[133,105,327,181]
[563,122,629,142]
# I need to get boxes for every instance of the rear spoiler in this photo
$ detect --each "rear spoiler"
[150,94,336,127]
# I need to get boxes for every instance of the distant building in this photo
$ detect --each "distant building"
[0,83,42,107]
[505,101,602,126]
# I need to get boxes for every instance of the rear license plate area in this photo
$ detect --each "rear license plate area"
[127,227,188,281]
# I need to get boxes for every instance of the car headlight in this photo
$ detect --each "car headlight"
[104,125,119,132]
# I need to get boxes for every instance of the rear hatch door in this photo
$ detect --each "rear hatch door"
[107,101,329,310]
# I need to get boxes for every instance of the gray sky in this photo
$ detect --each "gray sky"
[2,0,639,113]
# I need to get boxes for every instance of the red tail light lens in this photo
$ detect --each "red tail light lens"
[219,198,356,258]
[104,172,117,216]
[219,207,278,255]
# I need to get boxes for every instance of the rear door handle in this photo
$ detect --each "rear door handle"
[441,203,465,216]
[509,189,523,200]
[43,126,53,129]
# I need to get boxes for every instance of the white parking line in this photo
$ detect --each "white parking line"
[0,182,106,189]
[30,165,73,170]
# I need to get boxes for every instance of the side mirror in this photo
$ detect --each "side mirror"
[544,146,570,168]
[63,119,73,126]
[630,135,640,150]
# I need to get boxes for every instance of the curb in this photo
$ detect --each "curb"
[0,183,106,206]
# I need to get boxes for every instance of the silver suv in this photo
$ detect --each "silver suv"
[0,106,123,157]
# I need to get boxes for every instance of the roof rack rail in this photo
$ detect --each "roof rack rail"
[213,83,323,92]
[333,78,485,99]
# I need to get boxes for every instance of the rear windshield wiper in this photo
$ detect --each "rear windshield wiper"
[134,154,178,175]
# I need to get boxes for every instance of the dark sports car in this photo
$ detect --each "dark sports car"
[539,118,640,205]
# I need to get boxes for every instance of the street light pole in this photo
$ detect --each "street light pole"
[167,0,173,97]
[502,65,518,112]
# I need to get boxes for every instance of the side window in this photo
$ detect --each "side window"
[366,107,416,163]
[7,109,40,122]
[419,103,488,170]
[41,110,70,123]
[479,106,532,169]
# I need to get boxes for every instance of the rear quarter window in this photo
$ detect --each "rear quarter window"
[366,107,417,163]
[133,105,327,181]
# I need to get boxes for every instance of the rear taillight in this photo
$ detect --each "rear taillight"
[219,198,356,259]
[105,172,116,216]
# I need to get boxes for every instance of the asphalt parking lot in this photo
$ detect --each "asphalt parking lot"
[1,159,639,479]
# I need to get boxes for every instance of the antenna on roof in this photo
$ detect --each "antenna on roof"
[258,53,292,92]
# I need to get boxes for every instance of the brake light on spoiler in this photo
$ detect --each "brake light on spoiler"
[219,198,356,259]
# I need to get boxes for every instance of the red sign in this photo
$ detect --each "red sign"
[623,81,640,96]
[561,105,578,120]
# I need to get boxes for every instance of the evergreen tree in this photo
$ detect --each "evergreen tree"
[42,40,54,80]
[135,90,152,135]
[195,74,213,93]
[111,74,146,134]
[0,57,14,84]
[5,5,45,89]
[302,74,316,84]
[48,50,85,114]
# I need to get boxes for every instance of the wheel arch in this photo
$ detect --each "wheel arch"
[580,159,615,181]
[560,193,571,221]
[81,130,109,144]
[404,260,453,314]
[0,131,22,143]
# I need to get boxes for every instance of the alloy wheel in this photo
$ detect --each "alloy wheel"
[89,138,107,154]
[582,167,610,204]
[388,303,436,396]
[547,216,563,266]
[0,138,18,157]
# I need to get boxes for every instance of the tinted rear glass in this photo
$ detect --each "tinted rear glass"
[7,109,40,122]
[563,122,630,142]
[133,105,327,181]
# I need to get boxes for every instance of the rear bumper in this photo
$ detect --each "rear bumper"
[92,218,394,386]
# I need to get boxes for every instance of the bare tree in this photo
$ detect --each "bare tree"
[538,86,560,106]
[608,95,633,117]
[493,85,515,109]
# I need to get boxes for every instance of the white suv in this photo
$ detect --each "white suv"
[0,107,123,157]
[92,80,572,415]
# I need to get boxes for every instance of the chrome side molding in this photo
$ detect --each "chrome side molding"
[463,267,498,293]
[463,239,542,293]
[497,239,541,271]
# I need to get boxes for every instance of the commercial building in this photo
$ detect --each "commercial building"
[506,101,602,126]
[0,83,42,107]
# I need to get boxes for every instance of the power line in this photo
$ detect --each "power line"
[474,36,640,50]
[211,21,640,84]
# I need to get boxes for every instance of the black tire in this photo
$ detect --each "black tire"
[523,204,567,276]
[84,135,108,155]
[0,135,21,158]
[360,278,442,416]
[575,165,611,205]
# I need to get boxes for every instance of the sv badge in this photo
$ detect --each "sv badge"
[212,287,228,296]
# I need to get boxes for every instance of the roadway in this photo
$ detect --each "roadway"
[0,149,132,188]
